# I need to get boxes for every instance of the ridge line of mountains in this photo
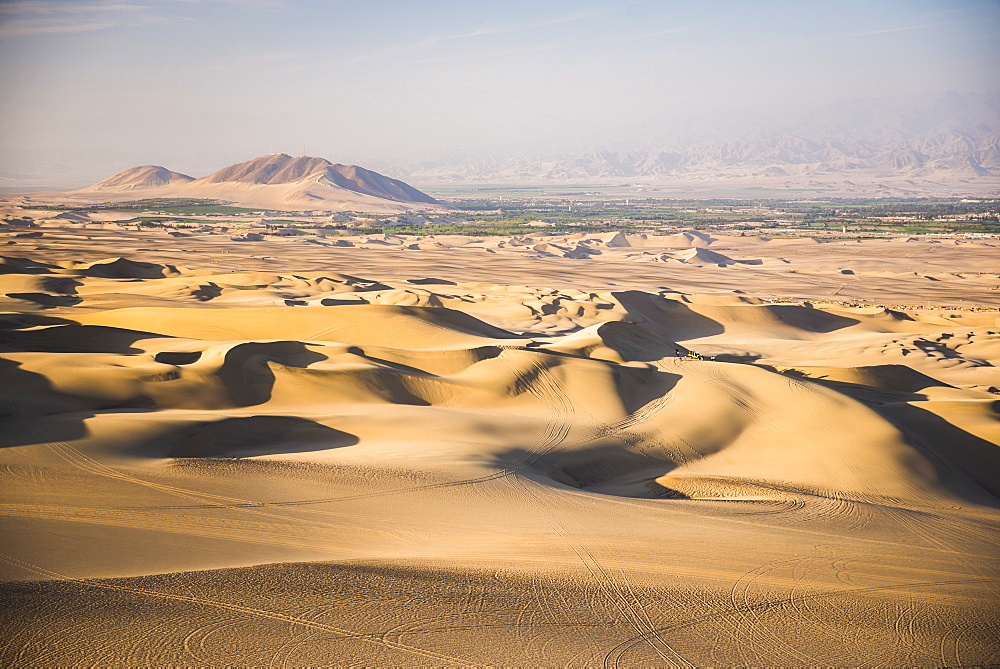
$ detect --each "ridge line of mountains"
[47,90,1000,205]
[380,90,1000,189]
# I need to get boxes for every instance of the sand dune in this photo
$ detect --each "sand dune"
[1,230,999,665]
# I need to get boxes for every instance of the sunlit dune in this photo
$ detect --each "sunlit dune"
[4,0,999,660]
[1,221,998,665]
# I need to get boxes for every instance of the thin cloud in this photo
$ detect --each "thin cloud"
[420,8,611,47]
[0,2,146,14]
[336,7,616,68]
[169,0,289,7]
[835,23,935,38]
[0,1,150,37]
[0,0,280,38]
[0,19,114,37]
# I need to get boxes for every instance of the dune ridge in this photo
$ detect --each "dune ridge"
[1,245,998,665]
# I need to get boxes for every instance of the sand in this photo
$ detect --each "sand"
[1,221,999,665]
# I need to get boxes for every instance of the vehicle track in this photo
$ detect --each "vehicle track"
[601,572,999,667]
[492,352,694,667]
[726,556,818,666]
[0,553,477,666]
[4,600,91,668]
[182,617,240,665]
[701,363,881,528]
[783,375,876,531]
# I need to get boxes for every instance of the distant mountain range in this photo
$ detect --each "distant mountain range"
[7,91,997,200]
[79,154,439,212]
[384,91,1000,195]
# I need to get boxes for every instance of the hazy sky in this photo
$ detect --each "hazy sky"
[1,0,998,185]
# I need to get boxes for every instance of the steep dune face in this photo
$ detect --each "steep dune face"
[675,247,737,265]
[2,255,997,507]
[1,250,998,666]
[6,299,992,505]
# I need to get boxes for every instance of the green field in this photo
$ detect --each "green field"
[21,196,1000,237]
[27,198,263,215]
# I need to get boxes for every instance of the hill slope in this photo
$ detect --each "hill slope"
[85,165,195,191]
[74,154,439,212]
[196,154,438,205]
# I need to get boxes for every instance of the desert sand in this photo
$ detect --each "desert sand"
[1,219,999,665]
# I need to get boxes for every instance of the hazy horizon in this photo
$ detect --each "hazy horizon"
[1,0,998,186]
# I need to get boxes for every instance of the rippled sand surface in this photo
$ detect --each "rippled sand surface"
[2,224,998,666]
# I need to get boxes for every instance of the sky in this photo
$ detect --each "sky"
[0,0,998,186]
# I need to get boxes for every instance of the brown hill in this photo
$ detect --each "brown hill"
[203,154,335,185]
[73,154,439,212]
[197,154,438,205]
[86,165,195,191]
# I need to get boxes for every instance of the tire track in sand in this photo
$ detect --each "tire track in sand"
[495,351,693,668]
[0,554,476,666]
[601,573,998,667]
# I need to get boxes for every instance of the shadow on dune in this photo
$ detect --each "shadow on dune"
[758,364,952,405]
[319,297,370,306]
[612,291,724,339]
[191,283,223,301]
[139,416,358,458]
[876,400,1000,507]
[74,257,182,279]
[0,323,161,354]
[497,364,1000,508]
[911,337,990,365]
[613,291,865,340]
[777,369,1000,508]
[0,272,84,308]
[4,292,82,307]
[0,255,64,275]
[213,341,327,406]
[617,367,681,414]
[344,345,450,377]
[496,443,682,499]
[0,358,94,447]
[0,313,76,330]
[593,321,684,362]
[407,277,457,286]
[200,339,433,409]
[154,351,202,365]
[762,304,860,333]
[712,352,762,363]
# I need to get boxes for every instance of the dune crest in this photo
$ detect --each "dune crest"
[1,247,998,666]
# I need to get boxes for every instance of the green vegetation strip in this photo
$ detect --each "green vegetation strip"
[25,198,263,215]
